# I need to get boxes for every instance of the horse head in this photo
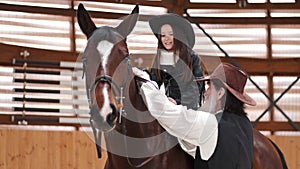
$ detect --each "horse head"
[77,3,139,131]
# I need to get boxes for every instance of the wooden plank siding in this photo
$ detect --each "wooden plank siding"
[0,129,107,169]
[0,129,299,169]
[269,135,300,169]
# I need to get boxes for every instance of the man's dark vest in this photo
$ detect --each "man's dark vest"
[194,112,254,169]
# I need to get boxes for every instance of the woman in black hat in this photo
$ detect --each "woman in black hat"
[149,13,205,110]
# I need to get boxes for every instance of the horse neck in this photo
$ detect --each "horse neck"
[121,75,165,138]
[103,75,167,157]
[103,75,188,168]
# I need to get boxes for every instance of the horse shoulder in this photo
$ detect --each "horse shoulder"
[253,129,282,169]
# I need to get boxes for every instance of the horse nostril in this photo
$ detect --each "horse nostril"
[107,113,116,122]
[107,104,118,123]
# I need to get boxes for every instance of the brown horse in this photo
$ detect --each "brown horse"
[77,4,193,169]
[77,4,288,169]
[253,129,288,169]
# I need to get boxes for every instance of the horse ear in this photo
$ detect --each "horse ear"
[115,5,139,38]
[77,3,97,39]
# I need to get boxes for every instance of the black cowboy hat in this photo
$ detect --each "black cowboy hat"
[149,13,195,48]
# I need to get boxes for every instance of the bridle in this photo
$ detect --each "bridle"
[82,53,130,158]
[82,53,154,167]
[84,54,132,131]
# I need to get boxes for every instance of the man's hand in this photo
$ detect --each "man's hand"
[132,67,150,81]
[132,67,159,90]
[168,97,177,105]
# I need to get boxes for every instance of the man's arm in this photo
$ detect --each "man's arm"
[140,81,218,160]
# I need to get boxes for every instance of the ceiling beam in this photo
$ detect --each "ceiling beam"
[80,0,300,10]
[220,57,300,76]
[186,2,300,10]
[0,2,152,21]
[1,43,299,75]
[199,55,300,75]
[0,43,78,65]
[81,0,165,8]
[186,16,300,25]
[0,3,75,16]
[163,0,188,15]
[1,3,299,25]
[254,122,300,131]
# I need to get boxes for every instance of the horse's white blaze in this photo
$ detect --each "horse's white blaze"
[97,40,114,75]
[99,85,112,120]
[96,40,114,120]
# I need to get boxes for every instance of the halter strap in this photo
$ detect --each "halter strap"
[87,55,131,109]
[84,55,131,159]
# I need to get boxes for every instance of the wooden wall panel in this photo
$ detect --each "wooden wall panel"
[0,129,107,169]
[18,130,30,169]
[6,129,20,169]
[0,129,299,169]
[0,130,7,169]
[47,131,61,169]
[75,132,107,169]
[269,136,300,169]
[59,131,75,169]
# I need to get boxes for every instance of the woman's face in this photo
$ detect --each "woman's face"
[160,24,174,51]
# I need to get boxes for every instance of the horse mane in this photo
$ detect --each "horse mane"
[268,138,288,169]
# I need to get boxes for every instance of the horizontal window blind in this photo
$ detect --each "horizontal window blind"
[0,59,90,129]
[0,0,299,59]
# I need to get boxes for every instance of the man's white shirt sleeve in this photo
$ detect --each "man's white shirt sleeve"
[140,81,218,160]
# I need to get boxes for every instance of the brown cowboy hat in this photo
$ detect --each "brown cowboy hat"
[149,13,195,48]
[196,63,256,106]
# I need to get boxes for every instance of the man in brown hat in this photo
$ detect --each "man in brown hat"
[132,63,255,169]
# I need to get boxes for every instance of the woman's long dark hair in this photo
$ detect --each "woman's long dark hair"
[151,25,193,81]
[212,79,246,116]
